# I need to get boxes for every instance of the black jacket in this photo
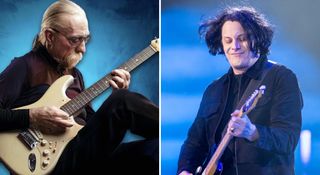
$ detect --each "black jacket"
[178,57,303,175]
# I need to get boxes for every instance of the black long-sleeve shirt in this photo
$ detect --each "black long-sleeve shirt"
[0,45,94,131]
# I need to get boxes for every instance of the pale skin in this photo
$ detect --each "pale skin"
[180,21,259,175]
[29,14,130,134]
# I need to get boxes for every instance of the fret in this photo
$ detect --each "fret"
[61,39,158,116]
[101,78,111,88]
[61,105,71,115]
[80,92,89,103]
[89,86,100,97]
[74,95,85,108]
[69,101,78,113]
[99,79,109,89]
[72,99,82,114]
[73,99,82,109]
[66,107,73,115]
[79,94,88,105]
[93,87,103,98]
[85,90,93,101]
[85,88,93,100]
[96,82,104,91]
[96,83,104,93]
[64,108,72,116]
[119,64,131,71]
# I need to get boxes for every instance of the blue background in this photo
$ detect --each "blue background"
[0,0,158,174]
[161,0,320,175]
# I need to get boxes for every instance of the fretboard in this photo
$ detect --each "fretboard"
[60,45,157,115]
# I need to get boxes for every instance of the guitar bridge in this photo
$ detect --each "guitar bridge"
[18,130,39,150]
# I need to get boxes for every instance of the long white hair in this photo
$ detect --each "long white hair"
[33,0,87,48]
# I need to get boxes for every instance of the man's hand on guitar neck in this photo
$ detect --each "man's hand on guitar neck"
[227,110,259,142]
[29,106,74,134]
[109,69,131,90]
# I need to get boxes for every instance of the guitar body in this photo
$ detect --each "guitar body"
[198,162,222,175]
[194,145,223,175]
[0,75,83,175]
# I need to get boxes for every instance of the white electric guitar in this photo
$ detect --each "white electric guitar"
[0,38,159,175]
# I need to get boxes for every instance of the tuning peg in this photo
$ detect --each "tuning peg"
[259,85,266,94]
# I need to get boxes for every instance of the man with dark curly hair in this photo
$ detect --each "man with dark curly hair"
[178,6,302,175]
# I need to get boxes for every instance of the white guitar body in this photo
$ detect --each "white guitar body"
[0,75,83,175]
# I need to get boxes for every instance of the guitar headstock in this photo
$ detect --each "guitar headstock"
[242,85,266,115]
[150,38,159,52]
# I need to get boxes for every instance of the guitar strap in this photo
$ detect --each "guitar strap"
[235,60,274,110]
[221,59,275,138]
[232,59,275,175]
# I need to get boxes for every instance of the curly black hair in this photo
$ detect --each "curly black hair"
[199,6,274,57]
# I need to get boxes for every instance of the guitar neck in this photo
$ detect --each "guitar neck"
[203,132,233,174]
[202,87,265,175]
[60,45,158,115]
[203,110,248,174]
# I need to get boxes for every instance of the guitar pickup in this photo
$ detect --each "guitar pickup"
[18,130,39,150]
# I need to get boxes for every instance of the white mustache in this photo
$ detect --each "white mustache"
[64,52,83,68]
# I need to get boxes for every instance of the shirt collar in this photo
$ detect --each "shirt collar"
[33,44,67,75]
[227,56,268,80]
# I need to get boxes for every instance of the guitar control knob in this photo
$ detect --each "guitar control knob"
[40,140,48,146]
[43,149,50,157]
[42,160,50,167]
